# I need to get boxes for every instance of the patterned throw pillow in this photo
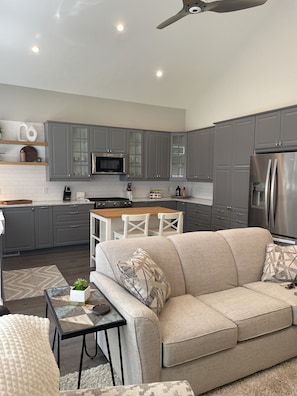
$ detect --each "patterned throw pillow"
[117,248,171,315]
[261,243,297,282]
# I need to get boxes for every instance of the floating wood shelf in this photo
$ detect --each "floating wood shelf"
[0,140,47,146]
[0,161,48,166]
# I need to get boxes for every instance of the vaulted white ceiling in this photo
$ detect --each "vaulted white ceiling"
[0,0,294,111]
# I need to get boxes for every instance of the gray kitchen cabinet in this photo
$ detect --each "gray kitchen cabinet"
[126,129,144,179]
[176,201,187,232]
[2,207,35,252]
[35,206,53,249]
[133,200,176,209]
[186,202,212,232]
[187,127,214,181]
[212,116,255,230]
[90,126,127,153]
[45,121,91,180]
[255,106,297,151]
[145,131,171,180]
[171,133,187,180]
[53,204,93,247]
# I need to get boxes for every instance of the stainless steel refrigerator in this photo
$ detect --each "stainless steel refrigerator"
[248,152,297,244]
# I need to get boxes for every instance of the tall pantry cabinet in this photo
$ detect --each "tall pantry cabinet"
[212,116,255,230]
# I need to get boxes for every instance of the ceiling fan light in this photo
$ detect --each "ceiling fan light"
[189,6,202,14]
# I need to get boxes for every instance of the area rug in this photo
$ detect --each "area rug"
[60,363,121,390]
[3,265,68,301]
[60,358,297,395]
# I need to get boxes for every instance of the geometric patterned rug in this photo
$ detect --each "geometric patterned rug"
[3,265,68,301]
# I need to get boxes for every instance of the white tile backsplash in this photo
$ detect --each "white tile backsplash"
[0,165,213,202]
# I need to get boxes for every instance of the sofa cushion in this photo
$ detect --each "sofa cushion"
[168,232,238,296]
[96,236,185,297]
[117,248,171,315]
[159,294,237,367]
[261,243,297,282]
[198,287,292,342]
[0,314,59,396]
[217,227,273,285]
[244,281,297,325]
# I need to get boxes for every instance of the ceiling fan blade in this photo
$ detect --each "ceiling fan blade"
[205,0,268,13]
[157,8,188,29]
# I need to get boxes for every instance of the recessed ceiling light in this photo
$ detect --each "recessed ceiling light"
[156,70,163,78]
[31,45,40,53]
[116,24,125,32]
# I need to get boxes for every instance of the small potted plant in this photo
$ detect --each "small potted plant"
[70,278,91,303]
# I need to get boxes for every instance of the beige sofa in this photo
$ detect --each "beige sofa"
[0,313,194,396]
[90,227,297,395]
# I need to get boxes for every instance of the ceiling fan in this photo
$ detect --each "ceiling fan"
[157,0,268,29]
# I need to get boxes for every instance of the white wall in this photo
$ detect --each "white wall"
[0,83,186,132]
[185,1,297,130]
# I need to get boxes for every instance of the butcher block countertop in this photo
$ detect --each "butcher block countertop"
[90,206,179,219]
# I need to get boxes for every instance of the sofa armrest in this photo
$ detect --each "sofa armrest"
[90,271,162,384]
[60,380,195,396]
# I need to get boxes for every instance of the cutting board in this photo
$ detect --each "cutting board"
[0,199,33,205]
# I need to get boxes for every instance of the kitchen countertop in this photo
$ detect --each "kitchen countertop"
[0,197,213,208]
[0,199,93,208]
[133,197,213,206]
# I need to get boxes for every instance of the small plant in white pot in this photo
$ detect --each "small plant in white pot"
[70,278,91,303]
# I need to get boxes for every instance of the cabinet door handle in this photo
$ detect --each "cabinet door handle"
[69,225,79,228]
[70,211,79,214]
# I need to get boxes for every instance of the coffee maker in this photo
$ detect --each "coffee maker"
[63,186,71,201]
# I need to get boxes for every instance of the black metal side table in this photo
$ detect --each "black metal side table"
[44,282,126,389]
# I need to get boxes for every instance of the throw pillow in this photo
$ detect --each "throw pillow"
[261,243,297,282]
[117,248,171,315]
[0,314,60,396]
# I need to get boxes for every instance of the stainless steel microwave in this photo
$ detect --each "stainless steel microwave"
[91,152,127,175]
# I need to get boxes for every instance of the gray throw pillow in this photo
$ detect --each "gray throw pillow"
[117,248,171,315]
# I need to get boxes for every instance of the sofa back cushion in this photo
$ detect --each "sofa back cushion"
[217,227,273,285]
[168,231,238,296]
[96,236,186,297]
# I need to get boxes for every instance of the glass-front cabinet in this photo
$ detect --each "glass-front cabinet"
[70,125,90,179]
[126,129,144,179]
[45,121,91,180]
[171,133,186,179]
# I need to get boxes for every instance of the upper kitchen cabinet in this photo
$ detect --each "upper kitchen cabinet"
[45,121,91,181]
[171,133,187,180]
[126,129,144,179]
[145,131,171,180]
[212,116,255,230]
[187,127,214,181]
[255,106,297,151]
[90,126,127,153]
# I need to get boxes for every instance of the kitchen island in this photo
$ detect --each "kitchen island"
[90,206,180,267]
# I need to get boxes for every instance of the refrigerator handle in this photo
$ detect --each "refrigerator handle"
[270,159,278,228]
[264,159,272,227]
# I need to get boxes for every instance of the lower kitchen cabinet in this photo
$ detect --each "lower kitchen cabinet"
[53,204,93,247]
[186,203,212,231]
[176,201,212,233]
[35,206,53,249]
[2,206,53,253]
[133,201,177,209]
[2,207,35,253]
[211,206,248,231]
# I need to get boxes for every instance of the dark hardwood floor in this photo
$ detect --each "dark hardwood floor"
[3,245,107,376]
